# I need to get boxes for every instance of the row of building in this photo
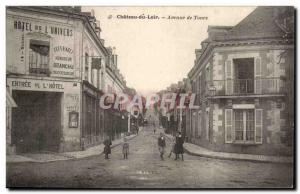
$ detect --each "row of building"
[6,6,138,154]
[159,7,294,156]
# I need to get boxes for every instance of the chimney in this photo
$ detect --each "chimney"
[207,26,232,40]
[100,39,105,45]
[195,49,202,60]
[73,6,81,13]
[114,55,118,67]
[95,20,101,38]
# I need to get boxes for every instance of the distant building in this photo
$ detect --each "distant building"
[186,7,294,156]
[158,78,191,136]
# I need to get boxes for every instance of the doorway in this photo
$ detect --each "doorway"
[11,90,62,153]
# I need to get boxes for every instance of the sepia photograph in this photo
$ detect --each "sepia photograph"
[5,5,295,189]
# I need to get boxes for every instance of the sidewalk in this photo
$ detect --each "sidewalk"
[7,129,141,163]
[164,133,292,164]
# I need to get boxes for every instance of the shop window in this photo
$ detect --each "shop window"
[29,40,50,75]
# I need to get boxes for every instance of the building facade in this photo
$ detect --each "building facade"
[186,7,294,156]
[6,6,127,154]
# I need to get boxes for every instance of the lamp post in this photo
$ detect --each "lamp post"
[128,112,131,133]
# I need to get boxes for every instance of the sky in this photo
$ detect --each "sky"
[82,6,256,95]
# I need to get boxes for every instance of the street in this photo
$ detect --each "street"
[7,126,293,188]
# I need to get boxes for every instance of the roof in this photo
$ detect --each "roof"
[189,6,294,79]
[216,6,294,41]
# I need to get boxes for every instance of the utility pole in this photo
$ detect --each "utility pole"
[128,112,131,133]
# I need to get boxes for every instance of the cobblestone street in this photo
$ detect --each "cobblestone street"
[6,126,293,188]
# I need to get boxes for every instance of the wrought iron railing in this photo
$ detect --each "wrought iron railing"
[206,78,285,96]
[29,67,50,75]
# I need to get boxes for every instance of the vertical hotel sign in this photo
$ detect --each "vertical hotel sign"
[11,19,75,78]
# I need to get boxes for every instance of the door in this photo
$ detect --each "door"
[12,91,61,153]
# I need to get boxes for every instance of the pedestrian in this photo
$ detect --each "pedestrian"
[157,132,166,160]
[174,131,184,161]
[154,128,156,134]
[122,137,129,159]
[103,138,112,159]
[168,135,176,158]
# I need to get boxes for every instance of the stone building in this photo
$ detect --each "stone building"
[158,78,191,136]
[6,6,127,154]
[186,7,294,156]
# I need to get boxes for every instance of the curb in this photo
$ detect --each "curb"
[183,148,292,164]
[164,133,291,164]
[6,134,138,164]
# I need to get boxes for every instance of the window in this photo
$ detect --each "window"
[234,109,254,141]
[197,111,201,137]
[84,53,89,81]
[225,108,263,144]
[29,40,49,75]
[206,110,209,140]
[205,66,210,82]
[91,69,94,85]
[233,58,255,94]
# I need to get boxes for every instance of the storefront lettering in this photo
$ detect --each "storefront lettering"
[11,80,64,90]
[53,46,73,54]
[53,63,74,69]
[55,56,72,61]
[66,106,79,112]
[13,20,73,37]
[52,46,74,77]
[12,80,31,88]
[52,71,74,76]
[66,94,79,112]
[45,82,64,89]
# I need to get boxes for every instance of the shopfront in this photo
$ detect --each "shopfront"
[7,77,81,153]
[81,81,104,149]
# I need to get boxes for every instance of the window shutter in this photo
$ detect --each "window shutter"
[198,111,201,137]
[225,60,233,95]
[225,109,233,143]
[255,58,262,94]
[255,109,263,144]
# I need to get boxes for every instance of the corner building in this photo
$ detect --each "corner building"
[186,7,294,156]
[6,6,127,154]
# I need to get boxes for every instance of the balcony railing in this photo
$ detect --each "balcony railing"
[206,78,285,96]
[29,67,50,75]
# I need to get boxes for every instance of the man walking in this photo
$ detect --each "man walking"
[158,132,166,160]
[174,131,184,161]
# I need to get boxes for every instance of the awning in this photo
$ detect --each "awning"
[6,92,17,108]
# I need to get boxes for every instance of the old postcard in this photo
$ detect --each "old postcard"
[6,6,295,189]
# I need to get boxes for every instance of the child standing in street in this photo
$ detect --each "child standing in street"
[122,137,129,159]
[103,138,112,159]
[168,135,176,158]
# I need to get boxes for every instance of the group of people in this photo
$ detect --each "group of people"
[158,131,184,161]
[103,137,129,160]
[103,129,184,161]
